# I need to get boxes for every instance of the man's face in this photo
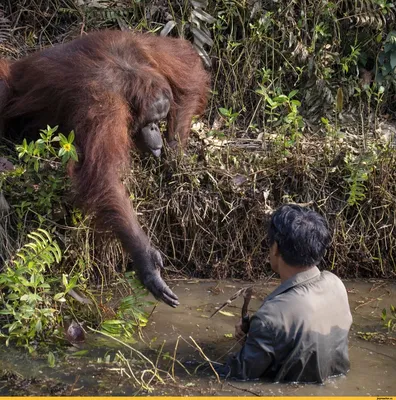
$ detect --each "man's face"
[269,242,279,273]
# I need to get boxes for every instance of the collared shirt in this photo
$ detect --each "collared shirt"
[226,267,353,383]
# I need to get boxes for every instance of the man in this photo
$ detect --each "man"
[214,204,353,383]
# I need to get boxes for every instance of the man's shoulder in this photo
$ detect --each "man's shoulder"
[321,270,351,303]
[255,295,284,317]
[321,269,343,281]
[254,269,348,323]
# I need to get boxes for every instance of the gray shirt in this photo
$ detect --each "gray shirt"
[226,267,353,383]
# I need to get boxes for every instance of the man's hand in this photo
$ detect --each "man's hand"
[235,318,247,341]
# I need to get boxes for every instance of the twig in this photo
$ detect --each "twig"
[68,375,80,395]
[189,336,220,383]
[172,335,181,379]
[210,286,254,319]
[87,327,168,383]
[369,282,386,292]
[354,294,385,311]
[227,382,261,396]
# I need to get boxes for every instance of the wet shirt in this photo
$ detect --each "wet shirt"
[226,267,353,383]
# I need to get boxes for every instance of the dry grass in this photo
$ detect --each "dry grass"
[122,129,396,280]
[2,125,395,283]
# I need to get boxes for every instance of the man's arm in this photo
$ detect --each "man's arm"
[219,316,275,380]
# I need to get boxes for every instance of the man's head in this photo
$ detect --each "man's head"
[268,204,331,274]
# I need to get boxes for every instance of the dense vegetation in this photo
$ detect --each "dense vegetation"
[0,0,395,350]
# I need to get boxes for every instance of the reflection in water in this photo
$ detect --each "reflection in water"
[0,279,395,396]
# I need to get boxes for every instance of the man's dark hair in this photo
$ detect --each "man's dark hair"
[268,204,331,267]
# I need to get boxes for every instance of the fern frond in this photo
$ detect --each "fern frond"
[11,228,62,271]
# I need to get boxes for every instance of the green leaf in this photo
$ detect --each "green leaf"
[38,283,51,290]
[70,151,79,162]
[54,292,65,301]
[390,52,396,70]
[71,350,89,357]
[102,320,124,325]
[20,294,30,302]
[384,43,393,53]
[273,95,288,103]
[6,293,20,300]
[68,130,75,143]
[218,107,229,116]
[381,64,391,77]
[58,133,67,142]
[48,351,56,368]
[36,319,42,333]
[265,96,275,107]
[8,321,21,333]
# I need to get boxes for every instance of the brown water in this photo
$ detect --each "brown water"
[140,278,396,396]
[0,278,395,396]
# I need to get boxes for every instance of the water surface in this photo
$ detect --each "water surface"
[0,278,395,396]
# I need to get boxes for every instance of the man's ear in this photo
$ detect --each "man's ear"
[272,242,280,256]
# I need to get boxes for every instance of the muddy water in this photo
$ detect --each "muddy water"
[140,278,396,396]
[0,279,395,396]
